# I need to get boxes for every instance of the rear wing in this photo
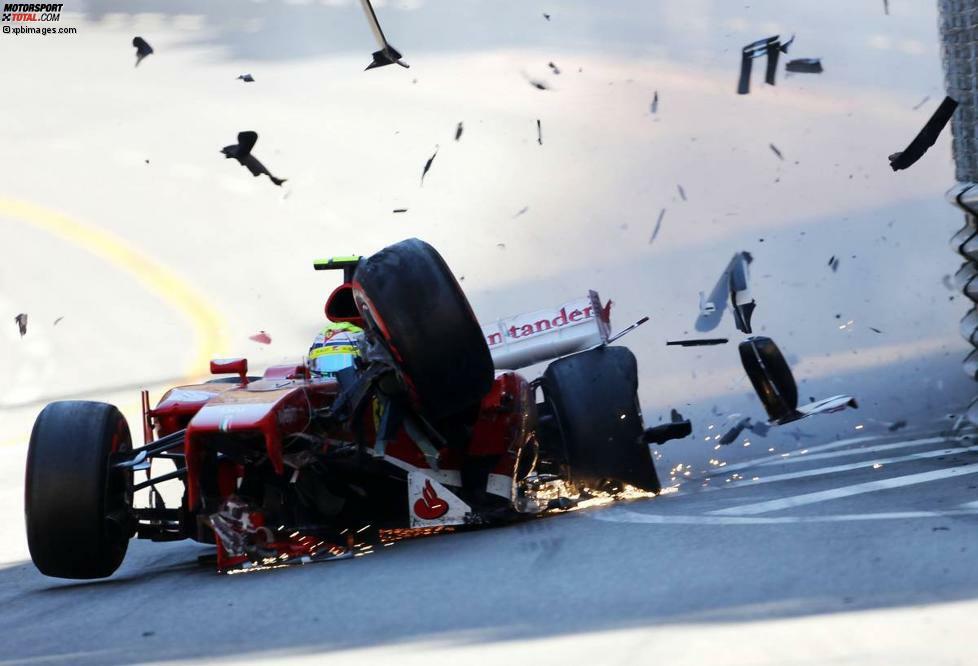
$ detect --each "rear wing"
[481,291,611,371]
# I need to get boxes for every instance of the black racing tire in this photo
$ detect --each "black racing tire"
[352,238,494,420]
[25,401,133,579]
[738,336,798,422]
[541,346,660,492]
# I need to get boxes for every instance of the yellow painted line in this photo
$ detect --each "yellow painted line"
[0,197,228,379]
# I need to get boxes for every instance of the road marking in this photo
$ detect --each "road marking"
[591,507,978,526]
[0,197,227,379]
[710,463,978,516]
[714,435,959,475]
[707,445,978,490]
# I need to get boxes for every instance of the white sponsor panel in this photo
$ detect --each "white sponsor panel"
[481,291,610,370]
[407,471,471,527]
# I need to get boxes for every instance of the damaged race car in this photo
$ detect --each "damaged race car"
[24,239,694,578]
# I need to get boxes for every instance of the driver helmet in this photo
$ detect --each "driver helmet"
[308,322,363,378]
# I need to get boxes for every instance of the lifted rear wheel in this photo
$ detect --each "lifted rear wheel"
[540,346,661,493]
[25,401,134,579]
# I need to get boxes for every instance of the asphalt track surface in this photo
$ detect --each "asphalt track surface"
[2,2,978,664]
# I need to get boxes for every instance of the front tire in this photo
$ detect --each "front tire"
[541,346,660,492]
[25,401,134,579]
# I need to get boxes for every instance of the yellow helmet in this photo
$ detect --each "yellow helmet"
[308,322,363,377]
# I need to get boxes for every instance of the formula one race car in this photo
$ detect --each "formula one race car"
[25,239,698,579]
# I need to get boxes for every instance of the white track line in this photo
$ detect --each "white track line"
[715,435,960,475]
[711,445,978,490]
[710,463,978,516]
[591,508,978,526]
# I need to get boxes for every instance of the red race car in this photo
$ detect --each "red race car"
[25,238,853,579]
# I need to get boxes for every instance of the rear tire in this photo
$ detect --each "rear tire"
[352,238,494,420]
[739,336,798,422]
[25,401,133,579]
[541,346,660,492]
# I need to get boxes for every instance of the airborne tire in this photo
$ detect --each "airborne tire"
[541,346,661,492]
[738,336,798,422]
[352,238,494,420]
[25,401,133,579]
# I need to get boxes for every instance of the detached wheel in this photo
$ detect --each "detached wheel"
[739,336,798,422]
[352,238,494,420]
[541,346,660,492]
[25,401,134,579]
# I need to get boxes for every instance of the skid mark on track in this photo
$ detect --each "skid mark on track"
[0,197,228,379]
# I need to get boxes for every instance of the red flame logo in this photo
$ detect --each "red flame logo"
[413,479,449,520]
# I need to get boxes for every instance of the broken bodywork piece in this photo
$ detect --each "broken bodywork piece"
[696,251,755,334]
[737,34,793,94]
[889,96,958,171]
[785,58,823,73]
[360,0,409,70]
[740,336,857,425]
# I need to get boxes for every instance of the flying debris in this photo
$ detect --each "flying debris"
[651,90,659,114]
[14,313,27,337]
[888,419,907,432]
[740,336,857,425]
[249,331,272,344]
[677,184,686,201]
[53,316,63,326]
[828,255,840,272]
[785,58,822,73]
[420,146,438,185]
[548,62,561,75]
[523,72,551,90]
[912,96,931,111]
[237,74,255,83]
[221,131,287,186]
[889,96,958,171]
[696,251,755,333]
[869,327,883,334]
[883,0,889,15]
[670,408,685,423]
[649,208,666,244]
[666,338,729,347]
[543,12,551,20]
[737,34,792,94]
[769,143,784,160]
[536,119,542,145]
[132,36,153,67]
[359,0,409,70]
[513,206,529,218]
[719,417,751,445]
[454,122,464,141]
[393,208,408,213]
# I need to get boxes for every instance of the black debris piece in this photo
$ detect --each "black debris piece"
[650,90,659,114]
[670,408,685,423]
[393,208,408,213]
[53,316,63,326]
[649,208,666,244]
[912,95,930,111]
[237,73,255,82]
[537,119,542,145]
[678,184,687,201]
[420,146,438,185]
[14,313,27,337]
[666,338,729,347]
[769,143,784,160]
[543,12,551,20]
[738,34,792,94]
[729,251,755,334]
[548,62,561,75]
[888,419,907,432]
[889,96,958,171]
[828,255,840,272]
[221,131,287,186]
[513,206,529,218]
[141,631,155,638]
[932,526,950,531]
[785,58,822,74]
[719,417,752,445]
[455,121,464,141]
[360,0,409,70]
[883,0,889,15]
[132,36,153,67]
[524,72,551,90]
[869,327,883,334]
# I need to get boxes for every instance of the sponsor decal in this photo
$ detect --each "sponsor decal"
[2,3,63,21]
[482,297,596,348]
[413,479,449,520]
